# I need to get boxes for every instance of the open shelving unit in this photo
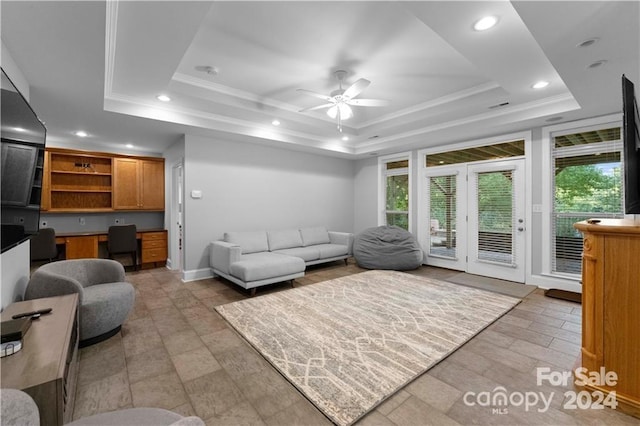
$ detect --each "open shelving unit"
[47,152,113,212]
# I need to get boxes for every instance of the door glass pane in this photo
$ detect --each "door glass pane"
[429,175,456,258]
[476,171,515,265]
[386,213,408,230]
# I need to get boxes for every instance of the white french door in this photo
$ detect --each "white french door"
[422,159,526,282]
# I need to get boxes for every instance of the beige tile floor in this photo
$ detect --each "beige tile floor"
[72,260,639,425]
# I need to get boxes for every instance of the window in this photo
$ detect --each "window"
[380,154,411,231]
[551,126,623,275]
[426,140,524,167]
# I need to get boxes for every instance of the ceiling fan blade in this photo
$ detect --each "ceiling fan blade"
[296,89,333,102]
[347,99,390,107]
[342,78,370,99]
[298,103,334,113]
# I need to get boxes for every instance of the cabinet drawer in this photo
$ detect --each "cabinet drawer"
[142,231,166,241]
[142,239,166,249]
[142,247,167,263]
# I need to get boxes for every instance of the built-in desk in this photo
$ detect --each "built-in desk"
[55,228,167,267]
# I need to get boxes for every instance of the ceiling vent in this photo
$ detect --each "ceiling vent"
[488,101,510,109]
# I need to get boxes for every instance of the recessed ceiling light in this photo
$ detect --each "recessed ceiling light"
[125,143,134,148]
[74,130,88,137]
[532,81,549,89]
[474,16,498,31]
[341,136,349,141]
[271,119,280,126]
[156,94,171,102]
[577,38,599,48]
[587,60,607,69]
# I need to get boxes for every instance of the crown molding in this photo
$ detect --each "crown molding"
[104,91,355,155]
[354,92,579,153]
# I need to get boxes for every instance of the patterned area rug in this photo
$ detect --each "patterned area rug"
[216,270,520,425]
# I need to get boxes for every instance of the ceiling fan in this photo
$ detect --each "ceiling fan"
[297,70,389,132]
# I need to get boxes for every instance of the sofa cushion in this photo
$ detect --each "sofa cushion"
[299,227,330,246]
[229,253,305,282]
[273,246,320,262]
[315,243,349,259]
[267,229,303,251]
[224,231,269,254]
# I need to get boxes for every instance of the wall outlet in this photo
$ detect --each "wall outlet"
[79,217,85,225]
[41,220,48,228]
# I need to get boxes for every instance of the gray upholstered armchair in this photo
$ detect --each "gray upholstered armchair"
[0,388,205,426]
[24,259,135,346]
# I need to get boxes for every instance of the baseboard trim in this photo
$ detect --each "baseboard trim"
[182,268,213,282]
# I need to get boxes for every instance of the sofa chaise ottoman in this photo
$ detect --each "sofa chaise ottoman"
[210,227,353,295]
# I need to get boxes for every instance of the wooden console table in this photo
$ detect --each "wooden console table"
[1,294,79,426]
[574,218,640,418]
[55,228,167,267]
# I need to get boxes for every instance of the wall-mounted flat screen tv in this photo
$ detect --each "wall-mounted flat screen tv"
[622,75,640,215]
[1,67,47,253]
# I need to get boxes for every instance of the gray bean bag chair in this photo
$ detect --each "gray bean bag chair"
[353,226,423,270]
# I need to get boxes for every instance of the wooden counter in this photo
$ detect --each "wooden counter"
[1,294,79,425]
[53,228,167,266]
[574,218,640,418]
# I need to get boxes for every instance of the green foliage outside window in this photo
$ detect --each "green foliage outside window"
[477,172,513,232]
[555,164,621,213]
[554,163,622,237]
[386,174,409,230]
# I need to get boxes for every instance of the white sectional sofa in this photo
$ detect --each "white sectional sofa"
[210,227,353,295]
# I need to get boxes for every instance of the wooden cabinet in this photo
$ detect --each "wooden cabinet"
[141,230,167,266]
[64,235,99,259]
[574,219,640,418]
[46,150,113,211]
[113,158,164,210]
[1,294,79,426]
[42,148,164,213]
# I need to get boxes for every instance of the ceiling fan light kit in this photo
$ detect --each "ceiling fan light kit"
[297,70,389,132]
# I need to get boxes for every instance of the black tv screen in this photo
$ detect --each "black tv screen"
[622,75,640,214]
[1,67,47,253]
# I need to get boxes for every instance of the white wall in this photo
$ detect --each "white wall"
[1,40,29,100]
[182,135,355,279]
[1,41,31,310]
[353,157,378,233]
[1,243,31,310]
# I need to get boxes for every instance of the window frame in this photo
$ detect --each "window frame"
[541,114,623,280]
[378,152,412,232]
